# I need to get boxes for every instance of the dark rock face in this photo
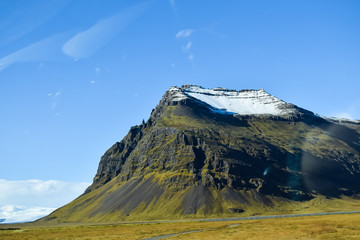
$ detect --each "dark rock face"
[86,124,145,192]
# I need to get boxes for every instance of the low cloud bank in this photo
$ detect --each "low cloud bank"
[0,179,90,223]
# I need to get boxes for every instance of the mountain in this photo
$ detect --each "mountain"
[39,85,360,223]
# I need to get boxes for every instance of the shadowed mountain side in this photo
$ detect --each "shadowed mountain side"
[39,86,360,223]
[314,118,360,152]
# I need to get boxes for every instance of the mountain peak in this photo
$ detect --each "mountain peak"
[168,85,301,117]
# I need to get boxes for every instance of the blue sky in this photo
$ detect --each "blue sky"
[0,0,360,222]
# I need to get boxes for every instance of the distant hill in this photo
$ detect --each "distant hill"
[39,85,360,223]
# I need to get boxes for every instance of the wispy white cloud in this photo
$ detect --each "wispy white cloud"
[176,29,194,38]
[203,21,229,40]
[95,67,101,75]
[0,0,70,49]
[0,32,71,72]
[90,80,96,84]
[48,89,62,110]
[331,103,359,120]
[62,2,151,59]
[176,30,196,62]
[169,0,177,11]
[182,41,192,52]
[54,90,61,97]
[334,112,353,120]
[0,2,151,72]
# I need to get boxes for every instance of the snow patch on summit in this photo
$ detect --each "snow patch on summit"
[170,85,296,116]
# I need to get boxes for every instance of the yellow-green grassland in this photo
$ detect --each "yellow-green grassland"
[1,213,360,239]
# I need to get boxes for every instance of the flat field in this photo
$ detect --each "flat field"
[1,213,360,239]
